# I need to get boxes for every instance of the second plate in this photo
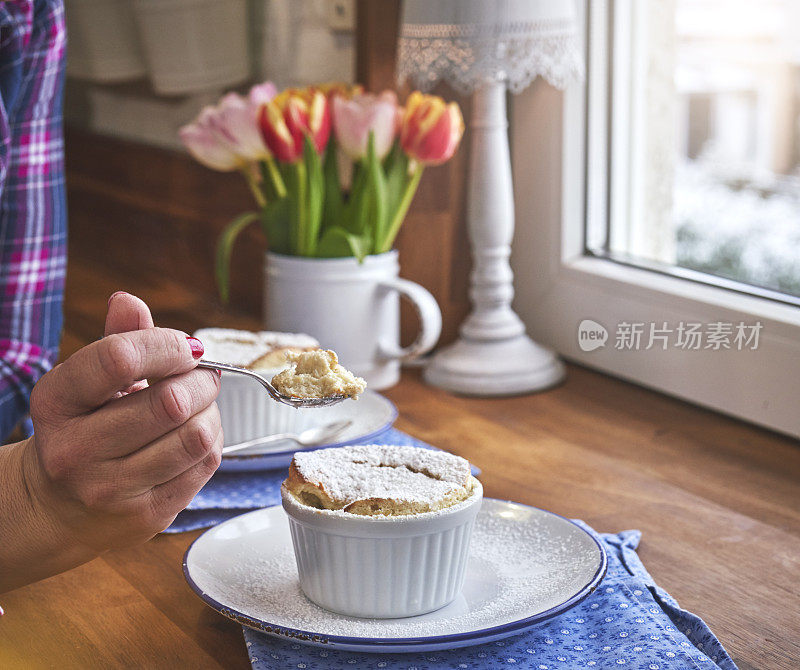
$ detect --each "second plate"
[218,390,398,472]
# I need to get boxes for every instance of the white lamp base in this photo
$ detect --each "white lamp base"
[421,81,565,398]
[423,334,565,397]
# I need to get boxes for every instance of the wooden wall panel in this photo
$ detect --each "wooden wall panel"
[355,0,402,91]
[66,129,264,320]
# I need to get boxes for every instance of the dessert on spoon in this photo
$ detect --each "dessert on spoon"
[271,349,366,401]
[197,347,365,409]
[196,358,350,408]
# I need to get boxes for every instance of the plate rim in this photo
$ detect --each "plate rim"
[182,498,608,649]
[221,390,399,461]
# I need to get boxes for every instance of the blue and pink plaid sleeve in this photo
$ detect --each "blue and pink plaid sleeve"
[0,0,67,441]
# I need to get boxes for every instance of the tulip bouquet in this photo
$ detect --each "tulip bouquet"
[180,81,464,301]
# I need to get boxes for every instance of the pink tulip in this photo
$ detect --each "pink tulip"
[180,82,279,170]
[207,93,271,162]
[179,108,240,171]
[332,91,399,160]
[211,81,279,162]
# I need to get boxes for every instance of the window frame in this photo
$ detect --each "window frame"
[509,0,800,438]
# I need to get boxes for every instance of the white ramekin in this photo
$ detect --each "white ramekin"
[281,478,483,618]
[217,371,316,446]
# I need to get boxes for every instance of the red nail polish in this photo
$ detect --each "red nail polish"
[187,336,204,359]
[107,290,128,305]
[215,369,222,378]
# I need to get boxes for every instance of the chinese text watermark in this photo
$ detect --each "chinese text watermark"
[578,320,762,352]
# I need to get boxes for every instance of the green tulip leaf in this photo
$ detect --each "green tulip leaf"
[287,160,307,255]
[215,211,260,303]
[342,162,369,235]
[365,132,387,250]
[262,197,291,255]
[322,140,343,232]
[383,143,408,228]
[316,226,370,262]
[304,135,324,256]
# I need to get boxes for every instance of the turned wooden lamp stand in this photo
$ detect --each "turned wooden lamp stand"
[397,0,583,396]
[427,80,564,395]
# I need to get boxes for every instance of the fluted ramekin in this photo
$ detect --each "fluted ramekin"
[281,478,483,618]
[217,371,316,446]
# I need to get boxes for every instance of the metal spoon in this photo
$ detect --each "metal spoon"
[221,419,354,456]
[197,359,349,408]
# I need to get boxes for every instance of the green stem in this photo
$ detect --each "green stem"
[378,164,423,253]
[242,167,267,209]
[295,160,307,255]
[365,132,387,255]
[265,156,288,198]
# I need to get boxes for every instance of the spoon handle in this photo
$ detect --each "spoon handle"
[222,433,296,455]
[197,359,283,405]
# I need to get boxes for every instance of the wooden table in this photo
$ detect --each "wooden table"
[2,265,799,670]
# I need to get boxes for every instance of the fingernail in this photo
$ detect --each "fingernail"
[186,336,204,359]
[108,290,128,305]
[215,369,222,378]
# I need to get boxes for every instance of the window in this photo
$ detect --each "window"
[588,0,800,305]
[510,0,800,437]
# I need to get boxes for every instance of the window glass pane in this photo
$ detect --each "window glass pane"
[607,0,800,298]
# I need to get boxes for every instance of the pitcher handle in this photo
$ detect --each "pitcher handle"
[376,277,442,361]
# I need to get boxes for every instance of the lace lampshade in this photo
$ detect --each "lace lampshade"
[397,0,583,94]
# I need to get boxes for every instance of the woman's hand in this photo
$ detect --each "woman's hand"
[0,293,222,592]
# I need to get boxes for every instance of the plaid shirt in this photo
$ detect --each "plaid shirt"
[0,0,66,441]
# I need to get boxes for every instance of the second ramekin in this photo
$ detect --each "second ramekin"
[281,478,483,618]
[217,371,316,446]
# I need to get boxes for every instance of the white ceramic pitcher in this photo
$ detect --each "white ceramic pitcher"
[264,251,442,389]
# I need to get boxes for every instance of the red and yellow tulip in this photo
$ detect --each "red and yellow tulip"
[400,92,464,166]
[258,87,332,163]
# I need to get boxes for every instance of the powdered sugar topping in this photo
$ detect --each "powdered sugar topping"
[292,444,471,507]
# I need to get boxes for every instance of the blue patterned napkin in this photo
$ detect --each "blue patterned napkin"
[166,428,478,533]
[242,527,737,670]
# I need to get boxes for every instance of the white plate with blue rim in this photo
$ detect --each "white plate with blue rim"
[183,498,607,653]
[218,390,398,472]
